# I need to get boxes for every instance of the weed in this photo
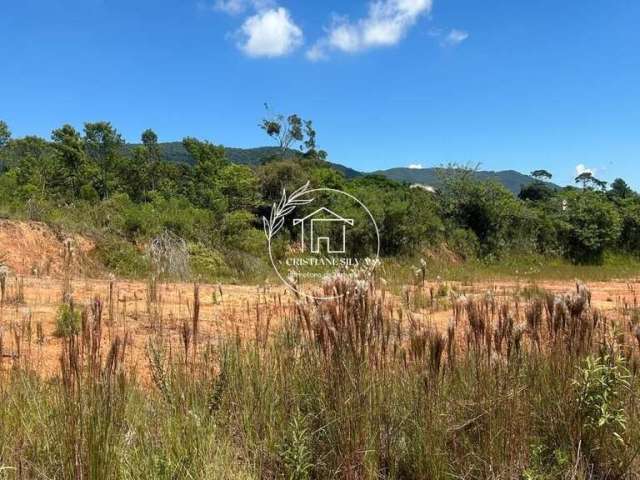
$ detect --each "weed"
[54,302,81,337]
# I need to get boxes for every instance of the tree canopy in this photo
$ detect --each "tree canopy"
[0,116,638,275]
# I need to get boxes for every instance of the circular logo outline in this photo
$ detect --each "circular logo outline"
[265,186,380,301]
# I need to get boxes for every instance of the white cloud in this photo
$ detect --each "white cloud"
[306,42,329,61]
[237,7,303,57]
[328,18,362,52]
[442,28,468,46]
[576,164,596,176]
[307,0,432,60]
[408,163,424,169]
[214,0,246,15]
[213,0,274,15]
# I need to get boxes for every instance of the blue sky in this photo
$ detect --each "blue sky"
[2,0,640,187]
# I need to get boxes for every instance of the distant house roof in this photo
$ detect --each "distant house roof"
[410,183,437,193]
[293,207,354,225]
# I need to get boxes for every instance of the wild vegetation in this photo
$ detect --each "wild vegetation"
[1,272,640,478]
[1,116,639,283]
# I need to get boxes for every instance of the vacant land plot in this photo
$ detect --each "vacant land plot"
[1,274,638,376]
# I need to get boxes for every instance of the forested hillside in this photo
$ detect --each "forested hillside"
[377,167,558,194]
[125,142,548,194]
[124,143,364,178]
[0,116,638,280]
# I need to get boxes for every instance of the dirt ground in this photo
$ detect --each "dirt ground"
[0,276,296,376]
[0,219,96,277]
[1,274,638,378]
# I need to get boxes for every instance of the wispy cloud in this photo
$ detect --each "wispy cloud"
[237,7,303,57]
[407,163,424,169]
[429,27,469,47]
[442,28,468,46]
[307,0,432,61]
[306,43,329,61]
[212,0,274,15]
[213,0,246,15]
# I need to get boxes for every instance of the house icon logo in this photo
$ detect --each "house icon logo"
[263,183,380,301]
[293,207,354,254]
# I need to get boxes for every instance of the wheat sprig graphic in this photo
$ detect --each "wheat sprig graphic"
[263,181,314,241]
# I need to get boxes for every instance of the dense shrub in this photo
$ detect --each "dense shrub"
[439,172,539,257]
[189,243,233,280]
[95,237,149,277]
[618,198,640,254]
[559,190,622,263]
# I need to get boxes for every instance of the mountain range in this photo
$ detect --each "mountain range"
[127,142,552,195]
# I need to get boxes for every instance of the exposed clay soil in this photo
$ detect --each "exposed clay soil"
[0,219,95,276]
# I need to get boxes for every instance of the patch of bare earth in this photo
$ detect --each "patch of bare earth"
[0,274,638,378]
[0,276,295,377]
[0,219,95,276]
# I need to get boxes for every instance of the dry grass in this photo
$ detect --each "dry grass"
[0,272,639,479]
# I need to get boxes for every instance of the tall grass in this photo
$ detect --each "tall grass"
[1,275,639,479]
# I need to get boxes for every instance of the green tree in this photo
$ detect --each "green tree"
[0,121,10,149]
[519,169,555,201]
[0,120,11,172]
[340,175,443,256]
[218,163,260,212]
[575,171,607,191]
[575,171,593,189]
[260,107,326,160]
[84,122,124,199]
[126,146,151,202]
[123,129,164,202]
[258,160,308,203]
[559,190,622,262]
[609,178,634,201]
[182,137,227,213]
[51,124,91,197]
[618,197,640,253]
[141,128,161,192]
[306,159,345,189]
[10,136,60,197]
[261,111,303,154]
[519,183,555,202]
[440,169,537,256]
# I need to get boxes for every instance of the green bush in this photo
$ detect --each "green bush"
[446,227,480,259]
[618,198,640,254]
[95,237,149,277]
[573,354,630,471]
[559,190,622,263]
[439,172,537,257]
[79,184,99,202]
[54,304,81,337]
[189,243,233,281]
